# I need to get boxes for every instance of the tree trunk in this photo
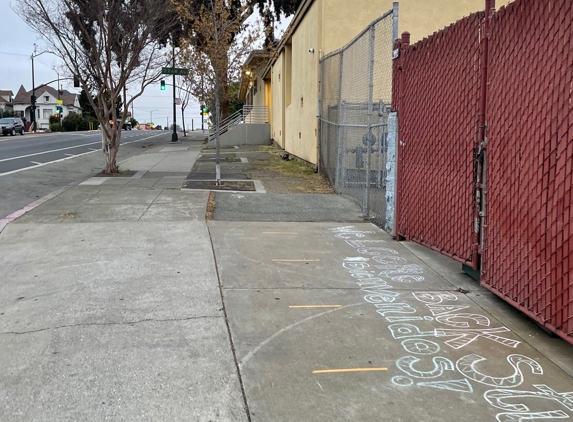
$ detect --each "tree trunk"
[182,106,187,136]
[101,127,120,174]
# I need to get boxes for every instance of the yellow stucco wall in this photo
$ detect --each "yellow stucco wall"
[284,0,320,164]
[323,0,510,51]
[268,0,511,164]
[271,52,285,147]
[251,76,266,107]
[400,0,509,42]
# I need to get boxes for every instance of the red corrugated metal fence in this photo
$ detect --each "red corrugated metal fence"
[393,0,573,343]
[393,13,484,269]
[483,0,573,343]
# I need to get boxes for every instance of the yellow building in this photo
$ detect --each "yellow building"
[241,0,509,165]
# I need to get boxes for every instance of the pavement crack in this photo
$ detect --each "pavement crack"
[0,315,221,335]
[207,223,252,422]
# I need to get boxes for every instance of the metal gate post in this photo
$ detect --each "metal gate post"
[394,32,410,239]
[471,0,493,272]
[392,2,399,42]
[365,24,376,217]
[335,53,345,188]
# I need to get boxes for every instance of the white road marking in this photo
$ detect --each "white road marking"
[30,161,42,165]
[0,141,100,163]
[0,133,165,177]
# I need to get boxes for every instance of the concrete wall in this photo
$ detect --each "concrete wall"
[207,124,271,147]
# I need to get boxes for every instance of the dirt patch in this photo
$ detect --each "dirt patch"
[94,170,137,177]
[253,145,333,194]
[205,191,215,220]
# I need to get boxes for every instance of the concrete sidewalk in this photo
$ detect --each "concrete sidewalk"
[1,138,572,421]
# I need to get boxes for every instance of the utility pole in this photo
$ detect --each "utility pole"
[171,44,178,142]
[31,44,37,132]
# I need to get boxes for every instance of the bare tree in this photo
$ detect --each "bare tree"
[16,0,177,173]
[176,75,193,135]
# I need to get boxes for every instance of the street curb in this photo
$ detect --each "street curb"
[0,183,75,234]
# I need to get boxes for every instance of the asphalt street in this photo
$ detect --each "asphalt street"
[0,130,158,175]
[0,130,183,221]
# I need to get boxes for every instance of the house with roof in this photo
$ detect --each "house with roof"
[240,0,510,165]
[0,90,14,116]
[12,85,81,129]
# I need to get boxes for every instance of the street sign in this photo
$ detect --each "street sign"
[161,67,189,76]
[56,99,63,104]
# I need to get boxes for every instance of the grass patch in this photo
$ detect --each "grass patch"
[257,145,333,194]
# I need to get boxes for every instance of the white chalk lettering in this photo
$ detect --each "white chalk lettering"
[375,302,417,316]
[358,247,399,256]
[388,323,444,339]
[401,339,441,355]
[372,255,407,264]
[364,293,399,304]
[435,313,491,328]
[391,275,425,283]
[457,354,543,387]
[484,385,573,412]
[413,291,458,304]
[343,262,370,270]
[418,379,474,393]
[426,304,470,316]
[495,411,569,422]
[396,355,455,379]
[386,316,424,323]
[362,288,399,299]
[343,256,370,262]
[437,327,520,349]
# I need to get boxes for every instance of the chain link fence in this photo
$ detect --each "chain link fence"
[319,6,397,228]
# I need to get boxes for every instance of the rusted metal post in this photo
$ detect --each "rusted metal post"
[472,0,493,271]
[393,32,409,240]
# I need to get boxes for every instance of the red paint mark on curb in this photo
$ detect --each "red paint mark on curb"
[0,203,40,233]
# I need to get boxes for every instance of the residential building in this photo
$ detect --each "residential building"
[0,90,14,116]
[241,0,510,165]
[12,84,82,129]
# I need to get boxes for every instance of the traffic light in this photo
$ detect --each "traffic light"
[201,105,209,115]
[56,106,63,115]
[73,76,80,88]
[160,80,166,91]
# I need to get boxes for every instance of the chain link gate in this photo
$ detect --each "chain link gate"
[319,5,397,228]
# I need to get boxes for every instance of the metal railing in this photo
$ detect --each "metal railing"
[209,105,269,142]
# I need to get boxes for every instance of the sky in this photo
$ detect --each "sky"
[0,1,289,129]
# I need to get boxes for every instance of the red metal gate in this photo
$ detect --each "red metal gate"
[482,0,573,344]
[393,13,484,269]
[393,0,573,344]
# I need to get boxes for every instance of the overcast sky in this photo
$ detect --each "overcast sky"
[0,1,287,129]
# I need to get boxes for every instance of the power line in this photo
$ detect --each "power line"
[0,51,30,57]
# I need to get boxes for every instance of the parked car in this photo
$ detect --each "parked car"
[0,118,25,136]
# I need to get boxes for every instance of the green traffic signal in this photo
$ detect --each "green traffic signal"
[160,80,166,91]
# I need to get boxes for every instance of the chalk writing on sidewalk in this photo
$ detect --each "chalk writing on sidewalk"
[329,226,573,421]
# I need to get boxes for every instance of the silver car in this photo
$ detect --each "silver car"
[0,118,25,136]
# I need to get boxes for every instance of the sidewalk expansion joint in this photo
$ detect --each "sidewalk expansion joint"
[207,224,252,422]
[0,315,222,336]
